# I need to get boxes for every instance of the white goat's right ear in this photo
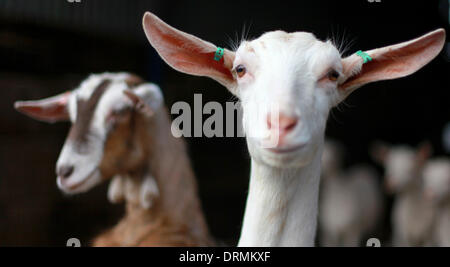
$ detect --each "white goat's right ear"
[339,29,446,95]
[142,12,237,92]
[14,92,71,123]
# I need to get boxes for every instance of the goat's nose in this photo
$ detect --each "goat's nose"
[58,165,74,179]
[267,112,299,133]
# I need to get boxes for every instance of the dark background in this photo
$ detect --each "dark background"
[0,0,448,246]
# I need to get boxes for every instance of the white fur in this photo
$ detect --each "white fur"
[142,12,446,246]
[379,145,435,246]
[422,159,450,246]
[234,32,343,246]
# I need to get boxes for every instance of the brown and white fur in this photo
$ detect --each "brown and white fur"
[14,73,213,246]
[142,12,445,246]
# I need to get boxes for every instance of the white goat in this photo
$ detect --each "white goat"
[14,73,213,246]
[422,158,450,246]
[372,142,435,246]
[143,11,445,246]
[319,141,383,246]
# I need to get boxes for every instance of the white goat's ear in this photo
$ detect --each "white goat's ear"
[124,83,163,117]
[14,91,71,123]
[339,29,446,95]
[142,12,237,92]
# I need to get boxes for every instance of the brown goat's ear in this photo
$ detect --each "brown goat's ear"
[142,12,236,92]
[339,29,446,95]
[14,92,71,123]
[124,89,154,117]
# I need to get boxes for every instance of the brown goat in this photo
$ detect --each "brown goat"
[15,73,214,246]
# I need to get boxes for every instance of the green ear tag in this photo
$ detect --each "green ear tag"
[214,47,224,61]
[356,50,372,64]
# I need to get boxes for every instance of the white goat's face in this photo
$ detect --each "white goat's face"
[234,32,343,167]
[15,73,163,194]
[422,160,450,202]
[372,143,431,193]
[321,140,344,177]
[383,148,418,193]
[143,12,445,170]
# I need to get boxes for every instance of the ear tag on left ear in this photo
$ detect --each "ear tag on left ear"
[214,47,224,61]
[356,50,372,64]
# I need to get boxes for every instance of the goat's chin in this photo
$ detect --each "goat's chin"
[248,141,314,168]
[57,169,103,195]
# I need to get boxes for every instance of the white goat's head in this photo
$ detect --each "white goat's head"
[422,159,450,202]
[372,142,432,193]
[15,73,163,194]
[321,140,345,177]
[143,12,445,168]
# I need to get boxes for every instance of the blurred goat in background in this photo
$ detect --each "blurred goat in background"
[319,140,384,246]
[14,73,214,246]
[422,157,450,246]
[372,142,435,246]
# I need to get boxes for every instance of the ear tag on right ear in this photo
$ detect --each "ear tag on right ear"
[356,50,372,64]
[214,47,224,61]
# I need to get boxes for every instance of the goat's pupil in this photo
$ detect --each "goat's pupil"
[328,70,339,81]
[236,65,246,77]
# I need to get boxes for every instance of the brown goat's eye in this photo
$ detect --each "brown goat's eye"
[327,70,340,82]
[235,64,247,78]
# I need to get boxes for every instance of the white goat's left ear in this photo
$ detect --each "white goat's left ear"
[124,83,163,117]
[339,29,446,95]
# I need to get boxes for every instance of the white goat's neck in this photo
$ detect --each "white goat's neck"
[238,148,322,247]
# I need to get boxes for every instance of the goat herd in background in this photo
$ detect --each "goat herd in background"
[320,140,450,247]
[11,12,449,246]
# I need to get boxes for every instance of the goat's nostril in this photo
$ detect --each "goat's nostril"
[282,117,298,132]
[267,113,298,132]
[58,165,74,179]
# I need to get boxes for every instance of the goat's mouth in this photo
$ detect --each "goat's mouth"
[57,168,102,194]
[266,143,306,154]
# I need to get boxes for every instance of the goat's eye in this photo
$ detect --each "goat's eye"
[235,64,247,78]
[327,70,340,82]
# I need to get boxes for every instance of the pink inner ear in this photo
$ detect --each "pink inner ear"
[143,12,235,87]
[14,92,71,123]
[340,29,446,91]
